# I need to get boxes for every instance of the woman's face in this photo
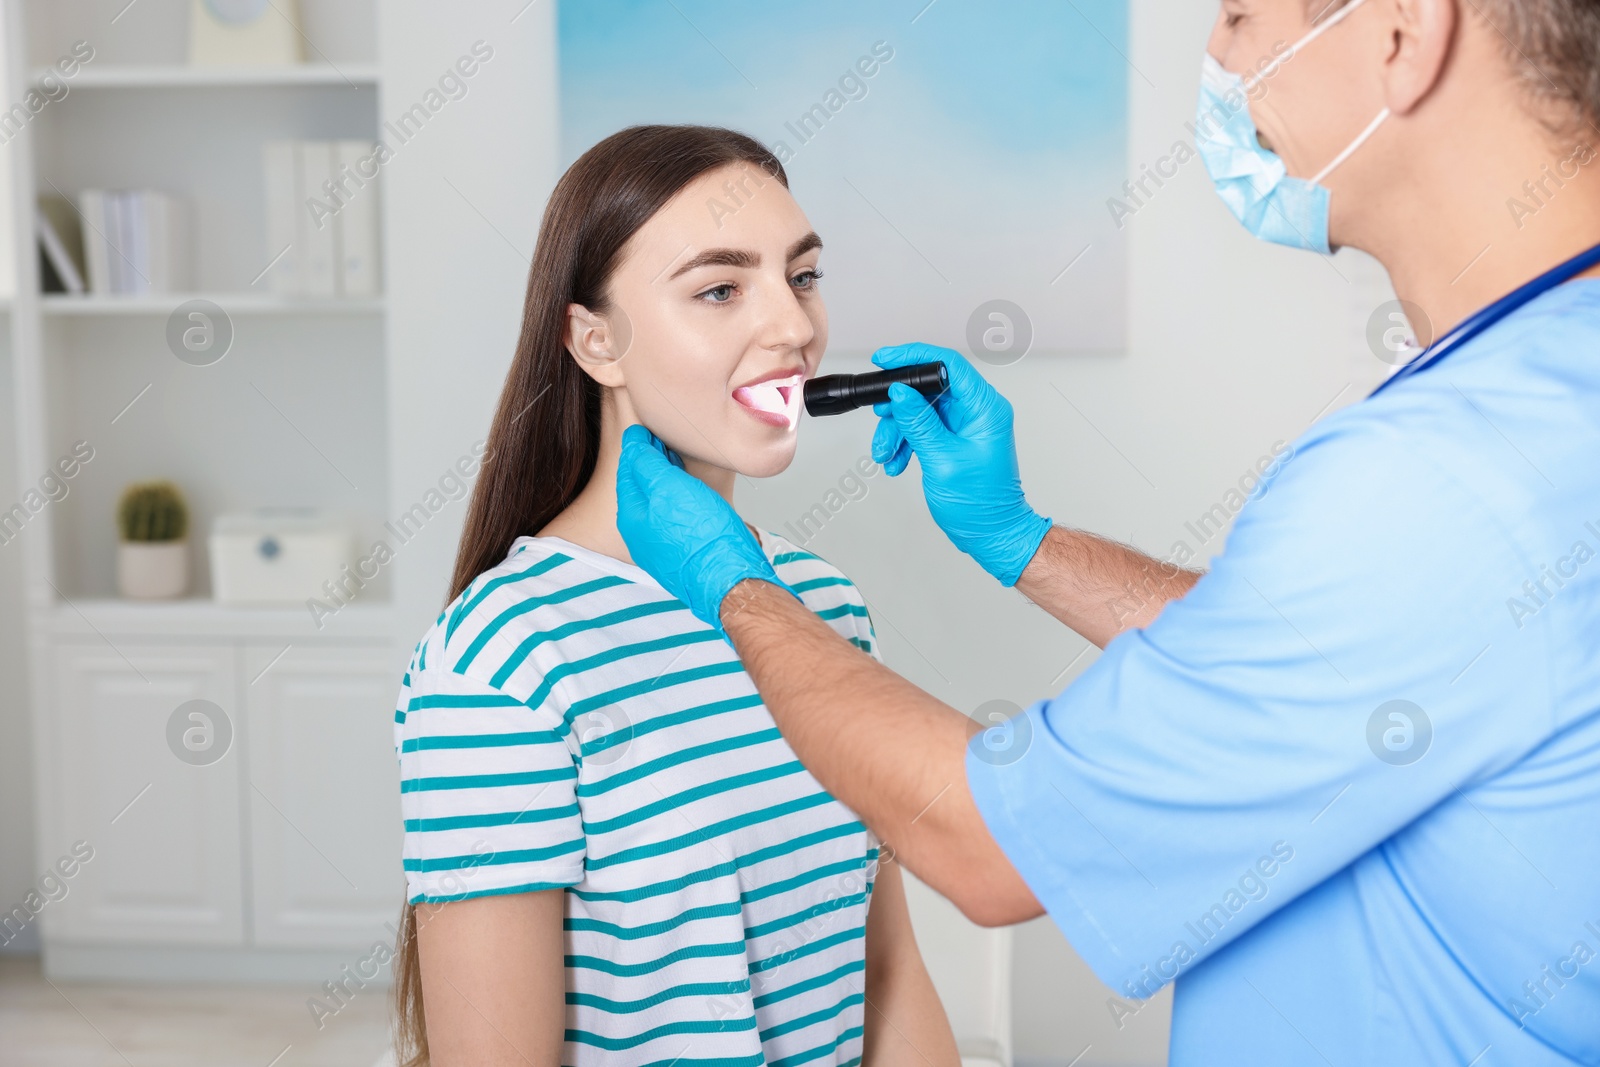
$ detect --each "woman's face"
[570,161,828,478]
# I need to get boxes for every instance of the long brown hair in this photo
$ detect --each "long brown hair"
[393,124,788,1066]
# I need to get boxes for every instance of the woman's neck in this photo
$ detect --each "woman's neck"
[534,389,745,566]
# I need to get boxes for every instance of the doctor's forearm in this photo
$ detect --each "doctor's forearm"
[721,578,1044,927]
[1015,525,1202,647]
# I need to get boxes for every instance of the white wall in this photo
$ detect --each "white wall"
[379,1,560,653]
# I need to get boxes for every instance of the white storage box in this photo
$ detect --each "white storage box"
[209,510,351,605]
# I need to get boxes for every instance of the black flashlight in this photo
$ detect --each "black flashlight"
[803,362,949,417]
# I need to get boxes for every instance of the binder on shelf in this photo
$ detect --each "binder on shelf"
[106,190,126,293]
[75,189,191,295]
[296,141,337,297]
[336,141,379,297]
[79,190,109,293]
[261,140,299,294]
[126,192,147,292]
[147,194,169,292]
[37,199,85,294]
[260,140,382,299]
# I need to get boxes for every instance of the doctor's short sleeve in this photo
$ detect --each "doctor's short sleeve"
[965,415,1557,997]
[395,667,583,903]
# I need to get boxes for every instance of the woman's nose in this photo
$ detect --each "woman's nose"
[755,276,816,352]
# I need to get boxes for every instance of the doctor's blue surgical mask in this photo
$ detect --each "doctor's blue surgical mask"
[1194,0,1390,253]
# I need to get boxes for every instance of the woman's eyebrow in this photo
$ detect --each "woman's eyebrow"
[667,247,757,279]
[787,231,822,261]
[665,231,823,281]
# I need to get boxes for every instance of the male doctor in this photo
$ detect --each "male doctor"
[616,0,1600,1061]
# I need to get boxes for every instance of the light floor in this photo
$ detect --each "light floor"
[0,956,394,1067]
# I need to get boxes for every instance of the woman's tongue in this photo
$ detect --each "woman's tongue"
[733,377,799,426]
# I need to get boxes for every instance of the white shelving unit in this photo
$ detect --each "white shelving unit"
[9,0,403,980]
[41,292,386,315]
[31,62,381,88]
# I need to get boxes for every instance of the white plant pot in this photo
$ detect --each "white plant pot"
[117,540,190,600]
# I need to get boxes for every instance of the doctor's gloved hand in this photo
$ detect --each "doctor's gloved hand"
[870,343,1052,587]
[615,425,796,639]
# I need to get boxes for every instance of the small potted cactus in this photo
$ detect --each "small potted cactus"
[116,481,190,599]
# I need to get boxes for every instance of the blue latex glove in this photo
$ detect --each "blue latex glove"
[615,424,797,639]
[869,343,1052,586]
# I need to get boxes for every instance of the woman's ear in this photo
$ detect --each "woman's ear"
[564,302,633,388]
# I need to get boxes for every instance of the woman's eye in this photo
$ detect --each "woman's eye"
[697,284,735,304]
[792,269,823,290]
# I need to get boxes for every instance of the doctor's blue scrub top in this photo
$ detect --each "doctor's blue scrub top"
[967,280,1600,1066]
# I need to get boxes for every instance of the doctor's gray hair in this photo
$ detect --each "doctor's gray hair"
[1474,0,1600,133]
[1312,0,1600,133]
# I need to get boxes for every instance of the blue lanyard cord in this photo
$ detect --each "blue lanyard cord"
[1369,238,1600,398]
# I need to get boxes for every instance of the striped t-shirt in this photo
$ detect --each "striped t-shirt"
[394,527,883,1066]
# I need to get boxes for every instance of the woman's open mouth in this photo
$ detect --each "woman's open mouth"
[732,372,804,429]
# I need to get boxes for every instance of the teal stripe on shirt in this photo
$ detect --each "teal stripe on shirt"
[403,836,584,871]
[759,993,864,1042]
[519,629,723,714]
[404,802,578,832]
[752,959,866,1009]
[407,691,526,713]
[487,598,688,686]
[563,660,750,719]
[578,729,781,796]
[584,792,836,871]
[749,925,866,974]
[566,1012,758,1051]
[565,900,742,940]
[567,938,746,977]
[567,977,750,1013]
[454,573,632,671]
[410,878,574,905]
[581,762,806,837]
[400,765,575,793]
[743,891,866,940]
[580,692,763,753]
[785,576,853,594]
[567,821,866,904]
[768,1027,865,1067]
[446,551,571,643]
[401,728,560,752]
[740,856,873,906]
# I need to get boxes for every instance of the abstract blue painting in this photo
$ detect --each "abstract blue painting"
[559,0,1129,356]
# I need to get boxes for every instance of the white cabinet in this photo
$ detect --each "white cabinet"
[37,629,400,974]
[244,643,403,947]
[47,643,244,945]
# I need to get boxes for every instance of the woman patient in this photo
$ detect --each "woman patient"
[391,124,960,1067]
